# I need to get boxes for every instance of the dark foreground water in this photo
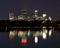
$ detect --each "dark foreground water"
[0,29,60,48]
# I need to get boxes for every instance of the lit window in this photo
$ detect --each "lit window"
[42,14,46,17]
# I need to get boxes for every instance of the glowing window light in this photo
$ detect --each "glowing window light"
[34,10,38,13]
[9,18,14,20]
[42,32,47,39]
[34,36,38,43]
[49,17,52,21]
[42,14,46,17]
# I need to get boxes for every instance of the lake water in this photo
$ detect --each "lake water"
[0,27,60,48]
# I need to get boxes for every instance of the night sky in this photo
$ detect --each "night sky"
[0,0,60,20]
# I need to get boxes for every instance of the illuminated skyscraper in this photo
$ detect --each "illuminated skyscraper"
[9,12,15,20]
[17,0,28,21]
[32,10,42,21]
[18,9,27,21]
[21,9,27,15]
[42,14,48,20]
[33,10,38,15]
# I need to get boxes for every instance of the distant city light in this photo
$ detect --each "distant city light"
[18,15,24,20]
[9,12,15,20]
[34,10,38,12]
[42,14,46,17]
[49,17,52,21]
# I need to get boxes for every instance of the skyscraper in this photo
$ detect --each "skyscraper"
[18,9,27,21]
[32,10,40,21]
[9,12,15,20]
[18,0,28,21]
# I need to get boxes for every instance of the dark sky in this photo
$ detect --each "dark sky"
[0,0,60,20]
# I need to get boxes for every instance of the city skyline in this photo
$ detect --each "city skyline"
[9,10,52,21]
[0,0,60,48]
[0,0,60,20]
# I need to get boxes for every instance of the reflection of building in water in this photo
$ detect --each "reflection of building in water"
[48,29,52,37]
[21,37,27,44]
[34,36,38,44]
[9,30,17,40]
[9,30,15,40]
[27,30,30,37]
[9,28,53,38]
[18,30,26,38]
[42,32,47,39]
[9,27,54,44]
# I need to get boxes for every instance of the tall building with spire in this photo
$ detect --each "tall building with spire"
[18,0,28,21]
[9,12,15,20]
[18,9,27,21]
[32,10,40,21]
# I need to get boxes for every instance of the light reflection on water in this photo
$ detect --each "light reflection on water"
[0,26,60,48]
[9,26,54,40]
